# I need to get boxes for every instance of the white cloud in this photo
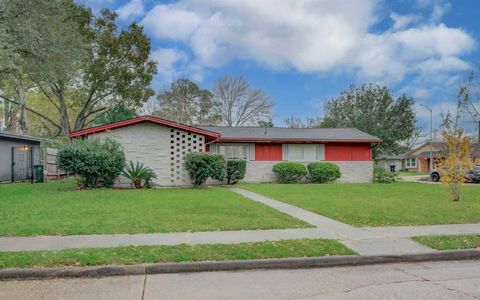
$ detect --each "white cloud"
[141,4,202,41]
[431,2,451,23]
[116,0,144,21]
[151,48,188,82]
[390,12,419,30]
[141,0,475,85]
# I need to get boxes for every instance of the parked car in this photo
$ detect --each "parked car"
[430,166,480,183]
[467,166,480,183]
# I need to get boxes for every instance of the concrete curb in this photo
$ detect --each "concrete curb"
[1,249,479,280]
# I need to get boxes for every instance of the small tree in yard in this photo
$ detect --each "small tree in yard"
[437,86,474,201]
[185,152,226,187]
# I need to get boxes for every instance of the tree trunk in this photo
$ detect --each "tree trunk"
[57,87,71,139]
[16,77,27,134]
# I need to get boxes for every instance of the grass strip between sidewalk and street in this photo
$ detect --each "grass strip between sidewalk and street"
[412,235,480,250]
[0,239,356,269]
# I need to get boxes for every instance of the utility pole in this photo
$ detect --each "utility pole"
[421,104,433,172]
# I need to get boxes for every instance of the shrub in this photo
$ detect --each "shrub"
[272,162,307,183]
[57,138,125,188]
[185,152,226,187]
[122,161,157,189]
[226,159,247,184]
[308,162,341,183]
[374,166,398,183]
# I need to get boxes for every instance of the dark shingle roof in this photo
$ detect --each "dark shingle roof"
[199,126,381,142]
[0,131,52,143]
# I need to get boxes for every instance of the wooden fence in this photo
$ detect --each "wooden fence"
[44,148,66,180]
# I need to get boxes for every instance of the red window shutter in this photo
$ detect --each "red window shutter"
[255,144,283,161]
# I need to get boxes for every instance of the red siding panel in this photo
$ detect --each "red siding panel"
[255,143,283,161]
[325,143,372,161]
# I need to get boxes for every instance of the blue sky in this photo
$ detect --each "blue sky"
[80,0,480,135]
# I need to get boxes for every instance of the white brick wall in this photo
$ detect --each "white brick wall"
[241,161,373,183]
[88,122,204,187]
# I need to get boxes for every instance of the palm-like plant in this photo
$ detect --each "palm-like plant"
[122,161,157,189]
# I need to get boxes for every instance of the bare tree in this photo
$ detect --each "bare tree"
[284,116,305,128]
[284,116,322,128]
[213,75,274,126]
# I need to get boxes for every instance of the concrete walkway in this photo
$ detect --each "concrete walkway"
[1,188,479,255]
[232,188,435,255]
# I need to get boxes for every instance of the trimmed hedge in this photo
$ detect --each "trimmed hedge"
[308,162,341,183]
[226,159,247,184]
[272,162,307,183]
[185,152,226,187]
[57,138,125,188]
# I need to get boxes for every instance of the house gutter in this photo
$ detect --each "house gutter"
[204,136,220,151]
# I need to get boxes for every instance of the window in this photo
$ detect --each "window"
[218,144,249,159]
[286,144,324,161]
[406,158,417,168]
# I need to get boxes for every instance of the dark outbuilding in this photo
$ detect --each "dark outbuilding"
[0,132,50,182]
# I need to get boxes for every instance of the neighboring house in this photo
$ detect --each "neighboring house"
[70,116,382,186]
[391,140,480,173]
[0,132,47,182]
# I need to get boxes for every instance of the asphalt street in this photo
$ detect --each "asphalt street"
[0,259,479,299]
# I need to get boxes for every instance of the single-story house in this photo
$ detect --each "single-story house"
[70,116,382,185]
[401,140,480,173]
[0,132,46,182]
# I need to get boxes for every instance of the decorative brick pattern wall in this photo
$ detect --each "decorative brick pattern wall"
[169,128,204,185]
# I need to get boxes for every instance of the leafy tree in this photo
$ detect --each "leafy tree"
[154,79,219,125]
[320,84,417,158]
[0,2,157,138]
[438,86,474,201]
[213,75,274,126]
[93,103,137,125]
[258,119,274,127]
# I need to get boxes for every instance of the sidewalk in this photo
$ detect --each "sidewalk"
[1,188,479,255]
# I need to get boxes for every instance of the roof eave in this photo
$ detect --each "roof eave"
[69,116,221,139]
[217,137,382,143]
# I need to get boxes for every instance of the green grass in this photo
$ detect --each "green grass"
[0,239,355,269]
[240,182,480,226]
[0,180,310,236]
[395,171,429,177]
[412,235,480,250]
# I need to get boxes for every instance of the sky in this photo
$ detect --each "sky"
[79,0,480,136]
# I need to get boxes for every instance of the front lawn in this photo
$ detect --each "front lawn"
[0,239,355,269]
[240,183,480,226]
[412,235,480,250]
[0,180,310,236]
[395,171,429,177]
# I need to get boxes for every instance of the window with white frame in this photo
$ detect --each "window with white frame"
[405,158,417,168]
[285,144,324,161]
[218,144,249,159]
